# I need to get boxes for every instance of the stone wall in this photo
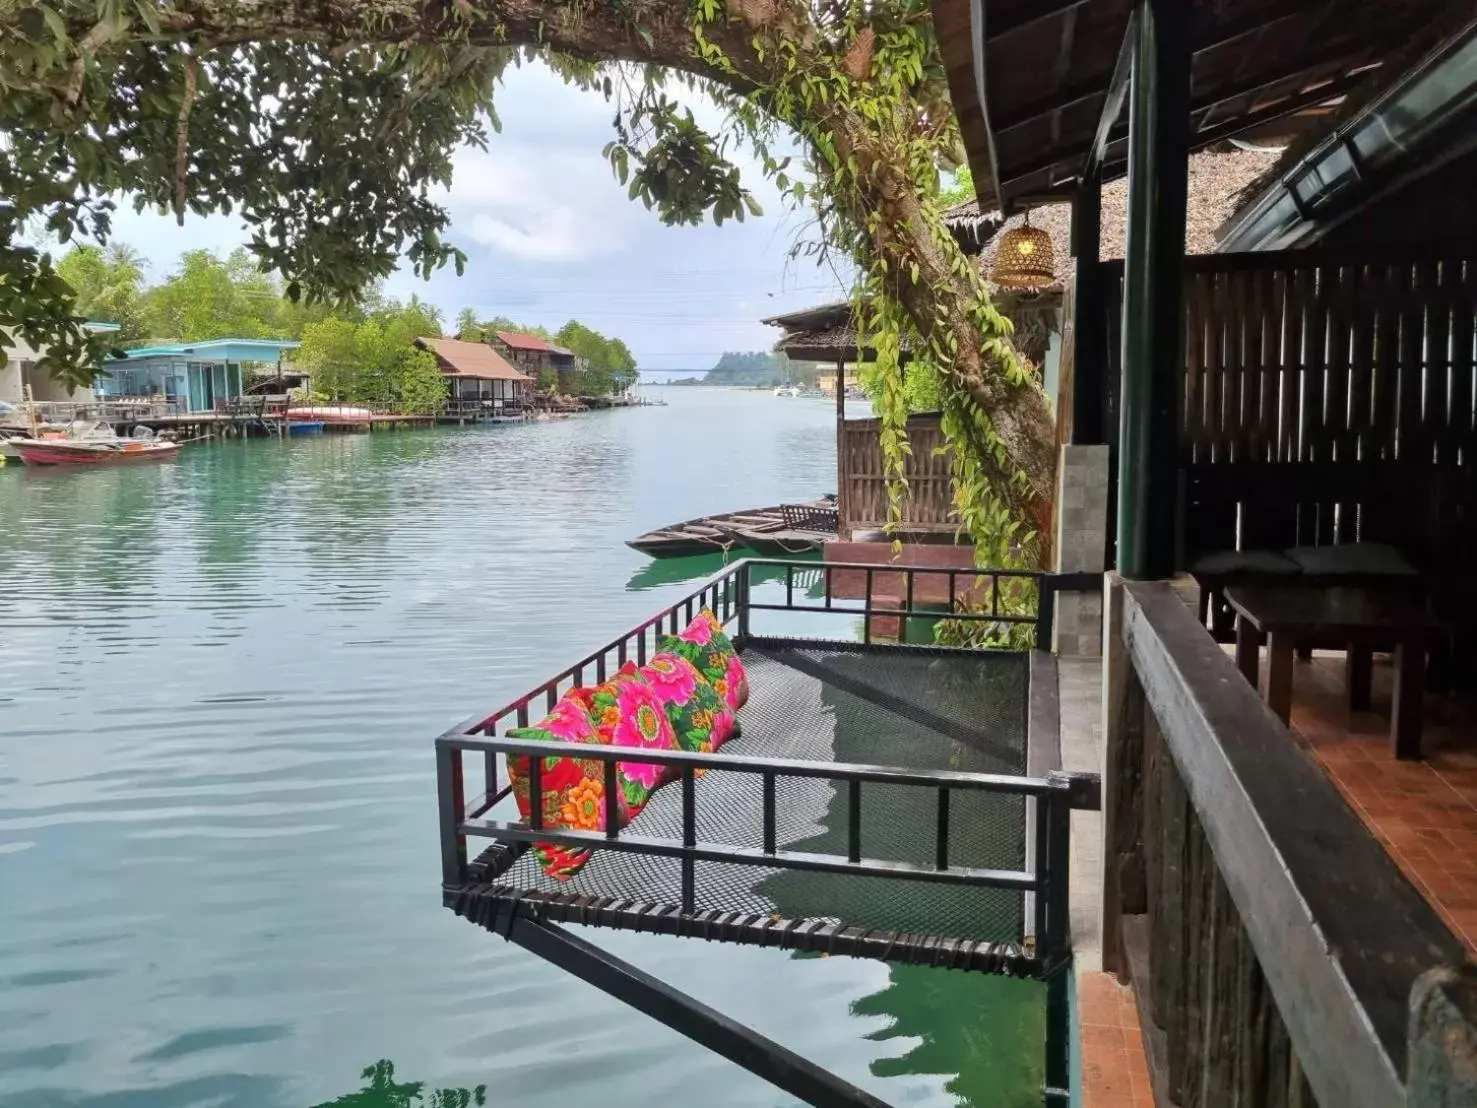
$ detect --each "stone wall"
[1053,444,1110,656]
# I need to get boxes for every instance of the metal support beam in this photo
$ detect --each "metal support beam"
[1116,0,1190,579]
[505,913,893,1108]
[1083,13,1137,181]
[1001,46,1377,190]
[1069,180,1105,445]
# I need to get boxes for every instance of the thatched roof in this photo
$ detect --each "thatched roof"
[763,150,1274,364]
[941,199,1006,255]
[977,148,1282,290]
[761,301,915,364]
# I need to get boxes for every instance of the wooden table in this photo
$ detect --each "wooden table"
[1224,585,1443,759]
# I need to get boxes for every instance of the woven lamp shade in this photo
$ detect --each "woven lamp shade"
[991,218,1056,289]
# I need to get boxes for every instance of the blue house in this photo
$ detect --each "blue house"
[99,338,301,413]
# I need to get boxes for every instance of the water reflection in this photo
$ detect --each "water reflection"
[855,966,1044,1107]
[312,1061,485,1108]
[624,550,824,593]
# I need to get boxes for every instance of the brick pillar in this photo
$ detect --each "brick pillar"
[1053,444,1110,656]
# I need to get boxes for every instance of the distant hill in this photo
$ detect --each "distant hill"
[703,351,821,387]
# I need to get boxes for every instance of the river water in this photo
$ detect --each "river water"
[0,387,1040,1108]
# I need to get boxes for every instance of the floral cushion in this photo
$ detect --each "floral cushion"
[504,694,621,880]
[657,608,749,711]
[568,670,681,810]
[625,653,739,759]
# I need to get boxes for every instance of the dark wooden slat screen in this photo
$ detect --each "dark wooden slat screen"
[1101,246,1477,468]
[838,414,956,533]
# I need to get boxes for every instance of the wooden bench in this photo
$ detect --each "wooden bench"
[1179,462,1455,642]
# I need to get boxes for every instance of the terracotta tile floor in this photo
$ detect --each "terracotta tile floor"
[1282,655,1477,954]
[1077,970,1154,1108]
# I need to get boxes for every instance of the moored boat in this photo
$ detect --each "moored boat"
[627,496,837,558]
[287,421,325,435]
[16,438,181,465]
[287,406,373,425]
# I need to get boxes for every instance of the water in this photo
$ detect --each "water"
[0,387,1041,1108]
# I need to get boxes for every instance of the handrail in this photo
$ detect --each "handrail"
[1117,580,1467,1108]
[433,558,1101,966]
[439,560,746,741]
[441,731,1095,955]
[442,734,1070,796]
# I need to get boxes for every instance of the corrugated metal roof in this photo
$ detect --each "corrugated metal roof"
[419,337,531,381]
[494,331,556,353]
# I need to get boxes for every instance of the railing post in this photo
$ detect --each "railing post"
[1408,965,1477,1106]
[436,741,467,887]
[1042,773,1074,1108]
[1036,576,1057,650]
[736,563,751,645]
[1100,572,1146,975]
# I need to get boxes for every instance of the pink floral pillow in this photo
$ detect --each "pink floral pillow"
[567,670,680,817]
[621,654,738,766]
[658,608,749,711]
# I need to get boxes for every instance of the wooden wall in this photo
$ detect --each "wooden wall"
[838,413,957,534]
[1095,245,1477,466]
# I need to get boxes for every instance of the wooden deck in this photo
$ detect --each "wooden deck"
[1278,655,1477,955]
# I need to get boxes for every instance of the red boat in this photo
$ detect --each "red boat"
[15,438,181,465]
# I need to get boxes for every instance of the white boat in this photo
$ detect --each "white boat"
[773,386,799,398]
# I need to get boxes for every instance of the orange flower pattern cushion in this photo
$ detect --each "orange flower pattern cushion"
[504,694,620,879]
[503,617,747,881]
[658,608,749,711]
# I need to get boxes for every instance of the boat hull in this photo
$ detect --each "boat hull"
[15,441,181,465]
[287,421,325,435]
[627,499,835,559]
[287,406,372,425]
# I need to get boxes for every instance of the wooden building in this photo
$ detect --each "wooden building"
[935,1,1477,1106]
[490,331,578,392]
[417,337,531,421]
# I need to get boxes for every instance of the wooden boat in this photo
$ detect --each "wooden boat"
[627,498,837,559]
[287,406,372,425]
[16,437,180,465]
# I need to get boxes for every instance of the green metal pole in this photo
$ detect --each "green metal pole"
[1116,0,1190,579]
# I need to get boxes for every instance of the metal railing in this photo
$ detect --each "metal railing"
[740,557,1096,647]
[434,556,1102,1108]
[440,732,1091,961]
[434,557,1100,940]
[443,398,527,419]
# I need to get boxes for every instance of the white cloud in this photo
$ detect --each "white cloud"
[467,207,610,263]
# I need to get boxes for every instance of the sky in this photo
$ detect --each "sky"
[94,62,853,374]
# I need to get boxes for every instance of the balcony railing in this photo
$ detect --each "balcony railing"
[1103,578,1473,1108]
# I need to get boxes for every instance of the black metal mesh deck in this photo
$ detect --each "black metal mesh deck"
[467,641,1031,949]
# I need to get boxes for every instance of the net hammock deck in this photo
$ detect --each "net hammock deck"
[448,640,1038,974]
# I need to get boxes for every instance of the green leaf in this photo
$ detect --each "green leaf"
[742,194,762,218]
[39,5,67,43]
